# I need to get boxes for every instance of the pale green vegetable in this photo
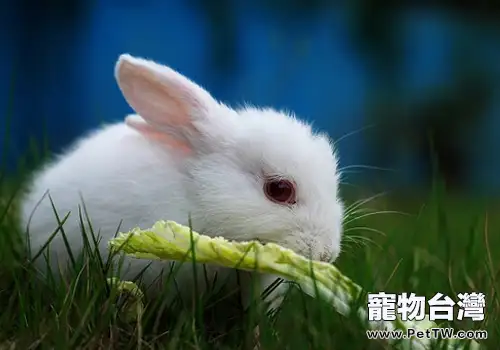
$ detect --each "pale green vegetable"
[108,220,482,350]
[107,277,145,323]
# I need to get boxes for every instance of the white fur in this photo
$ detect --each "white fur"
[20,54,344,309]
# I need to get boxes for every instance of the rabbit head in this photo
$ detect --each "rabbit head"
[115,54,344,263]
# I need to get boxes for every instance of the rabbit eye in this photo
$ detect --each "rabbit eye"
[264,178,296,205]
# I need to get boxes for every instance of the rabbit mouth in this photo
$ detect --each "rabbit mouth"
[253,237,282,246]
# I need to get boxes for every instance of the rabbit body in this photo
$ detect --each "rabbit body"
[20,54,344,309]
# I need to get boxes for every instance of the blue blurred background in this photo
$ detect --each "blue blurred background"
[1,1,500,193]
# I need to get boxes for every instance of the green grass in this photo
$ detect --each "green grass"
[0,171,499,349]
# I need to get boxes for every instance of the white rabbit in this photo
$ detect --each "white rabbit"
[20,54,344,311]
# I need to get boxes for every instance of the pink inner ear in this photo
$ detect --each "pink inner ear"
[126,117,192,155]
[117,58,200,132]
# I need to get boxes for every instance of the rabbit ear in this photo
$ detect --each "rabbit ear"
[124,114,192,155]
[115,54,216,153]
